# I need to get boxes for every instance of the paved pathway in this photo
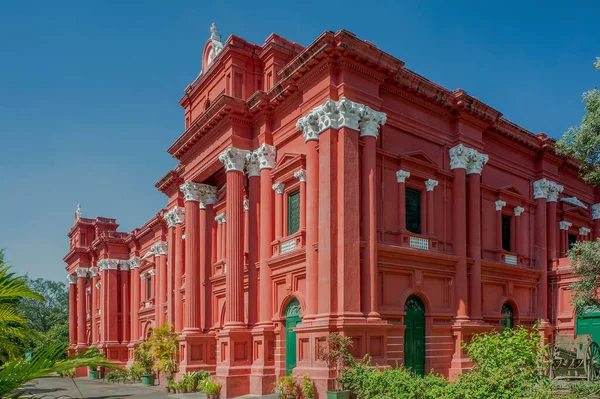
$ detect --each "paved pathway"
[15,377,278,399]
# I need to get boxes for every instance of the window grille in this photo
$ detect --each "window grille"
[409,236,429,250]
[288,190,300,235]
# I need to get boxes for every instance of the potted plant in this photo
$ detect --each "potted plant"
[301,374,315,399]
[181,372,194,392]
[133,343,155,387]
[193,370,210,391]
[317,333,353,399]
[202,378,221,399]
[275,375,297,399]
[149,323,179,385]
[84,346,101,379]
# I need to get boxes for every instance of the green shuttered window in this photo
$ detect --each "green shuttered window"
[406,188,421,234]
[288,190,300,236]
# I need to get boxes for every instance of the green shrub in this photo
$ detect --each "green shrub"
[301,374,315,399]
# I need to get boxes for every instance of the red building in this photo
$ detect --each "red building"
[64,24,600,397]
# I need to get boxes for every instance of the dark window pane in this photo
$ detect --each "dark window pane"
[501,302,514,330]
[568,234,577,250]
[288,190,300,236]
[406,188,421,234]
[502,215,511,252]
[147,278,152,299]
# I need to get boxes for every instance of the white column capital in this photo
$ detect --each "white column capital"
[151,241,168,256]
[533,178,563,200]
[559,220,572,231]
[514,206,525,217]
[243,199,250,211]
[118,260,130,271]
[579,227,591,236]
[593,204,600,220]
[140,273,148,280]
[128,257,141,269]
[396,170,410,183]
[215,212,226,224]
[449,144,471,170]
[294,169,306,183]
[67,274,77,284]
[425,179,438,192]
[180,181,202,202]
[272,182,285,195]
[219,146,251,173]
[251,143,277,170]
[296,97,386,141]
[358,104,387,138]
[89,267,98,277]
[164,207,185,228]
[98,259,120,271]
[466,152,489,175]
[495,200,506,211]
[75,267,89,278]
[198,184,218,209]
[148,269,156,276]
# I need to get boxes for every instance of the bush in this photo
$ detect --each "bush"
[301,374,315,399]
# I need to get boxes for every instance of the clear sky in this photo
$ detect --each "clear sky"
[0,1,598,281]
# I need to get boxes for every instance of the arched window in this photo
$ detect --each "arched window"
[501,302,514,330]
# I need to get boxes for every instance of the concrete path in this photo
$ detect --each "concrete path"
[15,377,279,399]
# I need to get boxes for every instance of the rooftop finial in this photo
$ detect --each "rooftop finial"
[75,203,82,221]
[210,23,220,41]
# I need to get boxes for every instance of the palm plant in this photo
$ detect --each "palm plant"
[0,251,44,363]
[0,250,114,396]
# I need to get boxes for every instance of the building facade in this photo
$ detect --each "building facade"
[64,25,600,397]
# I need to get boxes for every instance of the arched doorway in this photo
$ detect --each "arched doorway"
[285,298,302,376]
[404,295,425,376]
[501,302,514,330]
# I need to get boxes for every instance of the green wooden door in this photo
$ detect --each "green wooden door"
[577,309,600,345]
[285,298,302,376]
[404,296,425,376]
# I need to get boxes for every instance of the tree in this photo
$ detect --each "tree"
[555,57,600,186]
[19,277,68,334]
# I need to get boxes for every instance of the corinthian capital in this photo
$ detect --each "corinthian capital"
[358,105,387,138]
[425,179,438,192]
[514,206,525,217]
[272,182,285,195]
[593,204,600,220]
[98,259,119,271]
[67,274,77,284]
[559,220,572,231]
[198,184,218,208]
[128,257,141,269]
[253,144,277,170]
[294,169,306,183]
[337,97,362,130]
[449,144,471,170]
[495,200,506,211]
[245,151,261,177]
[164,206,185,228]
[180,181,202,202]
[151,241,168,256]
[579,227,591,236]
[75,267,89,278]
[219,146,251,173]
[396,170,410,183]
[533,178,563,200]
[466,152,489,175]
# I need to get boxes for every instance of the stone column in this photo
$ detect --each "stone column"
[495,200,506,258]
[219,146,251,328]
[449,144,470,320]
[129,257,141,341]
[199,185,218,331]
[466,151,487,321]
[547,190,560,260]
[180,181,202,333]
[304,138,319,317]
[580,227,591,242]
[559,221,572,256]
[358,104,386,319]
[396,170,410,235]
[533,179,549,321]
[246,159,260,327]
[99,259,120,343]
[68,274,77,345]
[89,267,98,343]
[152,241,168,326]
[294,170,307,231]
[425,179,439,235]
[514,207,525,255]
[76,267,88,347]
[593,204,600,241]
[119,261,130,342]
[165,207,185,332]
[273,182,284,240]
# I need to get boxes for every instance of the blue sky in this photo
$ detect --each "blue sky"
[0,1,598,281]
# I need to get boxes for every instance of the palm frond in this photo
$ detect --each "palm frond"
[0,343,116,396]
[0,266,45,302]
[0,304,26,325]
